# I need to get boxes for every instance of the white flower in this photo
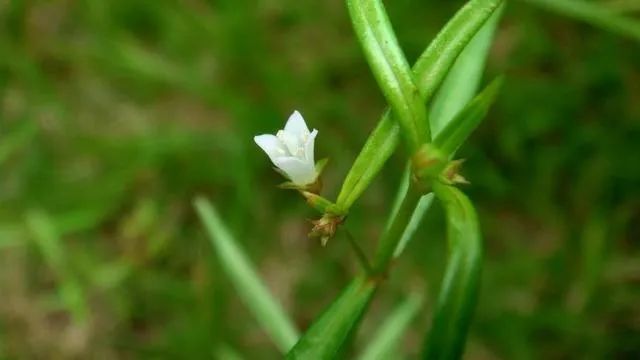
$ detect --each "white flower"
[254,110,319,186]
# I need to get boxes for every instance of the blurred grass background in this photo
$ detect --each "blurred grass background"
[1,0,639,358]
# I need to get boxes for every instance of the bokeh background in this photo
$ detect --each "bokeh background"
[1,0,639,358]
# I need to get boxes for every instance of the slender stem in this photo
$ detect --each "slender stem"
[344,228,373,275]
[372,185,422,274]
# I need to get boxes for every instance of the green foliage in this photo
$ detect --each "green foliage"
[429,4,504,134]
[335,112,400,213]
[433,77,503,156]
[195,198,299,352]
[290,1,504,357]
[336,0,504,213]
[413,0,505,107]
[286,276,376,359]
[423,184,483,360]
[359,294,422,360]
[1,0,639,358]
[347,0,428,149]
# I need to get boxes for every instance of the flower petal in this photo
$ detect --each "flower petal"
[284,110,310,137]
[277,130,300,156]
[274,156,317,185]
[254,134,284,165]
[304,129,318,163]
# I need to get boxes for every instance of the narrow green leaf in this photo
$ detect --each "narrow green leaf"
[393,193,435,258]
[413,0,504,107]
[336,111,399,213]
[358,294,422,360]
[194,197,299,353]
[433,77,503,156]
[429,4,504,135]
[422,184,482,360]
[372,187,422,272]
[522,0,640,41]
[347,0,427,149]
[286,275,377,359]
[336,0,503,212]
[384,165,411,234]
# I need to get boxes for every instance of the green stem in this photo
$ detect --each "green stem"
[372,185,422,274]
[344,228,373,275]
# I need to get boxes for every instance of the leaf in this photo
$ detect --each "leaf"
[413,0,505,107]
[429,4,504,135]
[422,184,483,360]
[194,197,299,353]
[286,275,377,359]
[348,0,427,148]
[393,193,435,258]
[358,294,422,360]
[335,0,504,213]
[522,0,640,42]
[335,112,400,213]
[433,76,503,156]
